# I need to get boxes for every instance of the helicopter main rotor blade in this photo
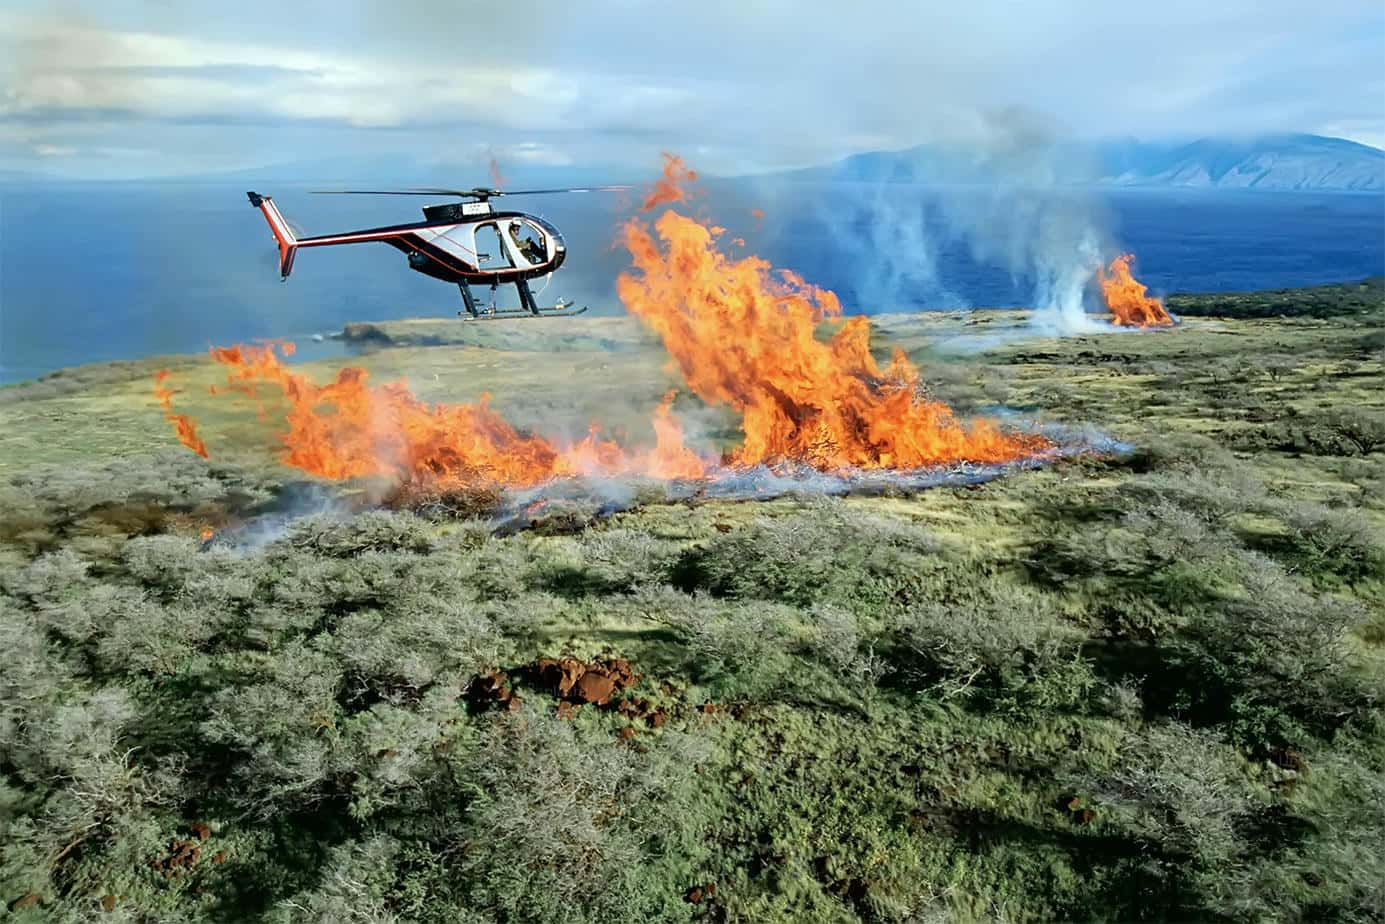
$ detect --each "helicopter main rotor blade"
[309,185,632,198]
[496,185,633,196]
[310,189,466,196]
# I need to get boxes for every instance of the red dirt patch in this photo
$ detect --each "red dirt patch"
[617,697,669,729]
[530,657,640,705]
[685,882,718,904]
[150,837,202,878]
[468,658,745,740]
[698,701,752,720]
[465,670,520,714]
[1059,795,1097,826]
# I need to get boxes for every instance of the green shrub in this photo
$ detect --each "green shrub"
[1068,722,1263,911]
[799,604,891,692]
[286,511,435,558]
[575,526,682,592]
[200,642,346,816]
[272,837,411,924]
[331,596,498,710]
[1115,465,1268,526]
[674,498,939,611]
[1323,408,1385,456]
[1031,498,1243,627]
[633,585,800,697]
[1171,552,1375,746]
[1232,410,1385,457]
[1273,502,1385,586]
[453,706,711,923]
[888,582,1095,713]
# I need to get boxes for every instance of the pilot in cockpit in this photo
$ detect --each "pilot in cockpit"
[508,220,545,265]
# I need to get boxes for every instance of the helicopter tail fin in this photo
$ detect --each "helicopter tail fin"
[247,191,298,279]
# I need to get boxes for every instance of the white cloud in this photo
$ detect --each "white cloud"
[0,1,1381,175]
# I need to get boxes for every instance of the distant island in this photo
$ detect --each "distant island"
[801,133,1385,192]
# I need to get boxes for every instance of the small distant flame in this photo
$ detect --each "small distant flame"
[154,370,209,458]
[1098,254,1174,328]
[200,526,215,542]
[641,153,697,212]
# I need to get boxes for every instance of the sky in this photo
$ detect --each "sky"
[1,0,1382,179]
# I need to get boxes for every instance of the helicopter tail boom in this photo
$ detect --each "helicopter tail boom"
[247,192,298,279]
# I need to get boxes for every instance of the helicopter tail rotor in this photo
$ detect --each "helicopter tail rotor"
[247,192,298,279]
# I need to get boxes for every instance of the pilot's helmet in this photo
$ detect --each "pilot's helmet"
[508,220,523,233]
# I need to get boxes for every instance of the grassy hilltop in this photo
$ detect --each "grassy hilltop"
[0,280,1382,921]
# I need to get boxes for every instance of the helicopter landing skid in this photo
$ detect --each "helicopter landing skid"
[458,302,589,321]
[458,279,586,320]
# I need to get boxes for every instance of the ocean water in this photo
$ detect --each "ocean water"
[1,180,1381,384]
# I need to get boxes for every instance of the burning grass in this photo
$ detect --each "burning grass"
[1098,253,1176,328]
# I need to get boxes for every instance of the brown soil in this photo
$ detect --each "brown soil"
[1059,795,1097,826]
[150,838,202,878]
[617,696,668,728]
[685,882,718,904]
[698,701,752,720]
[467,658,746,739]
[469,657,664,738]
[464,670,520,714]
[527,656,640,705]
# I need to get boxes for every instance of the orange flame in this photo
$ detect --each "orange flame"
[154,370,209,458]
[1097,254,1174,328]
[641,153,697,212]
[172,344,706,488]
[616,211,1046,469]
[200,527,215,542]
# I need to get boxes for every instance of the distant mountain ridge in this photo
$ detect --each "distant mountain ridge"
[3,134,1380,192]
[811,133,1385,192]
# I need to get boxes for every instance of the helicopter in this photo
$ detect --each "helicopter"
[246,184,629,320]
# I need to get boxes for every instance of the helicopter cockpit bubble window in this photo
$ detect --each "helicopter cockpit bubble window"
[506,219,548,266]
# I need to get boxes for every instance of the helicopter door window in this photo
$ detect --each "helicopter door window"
[506,220,547,266]
[472,223,513,271]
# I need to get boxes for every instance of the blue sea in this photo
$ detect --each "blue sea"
[1,179,1381,384]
